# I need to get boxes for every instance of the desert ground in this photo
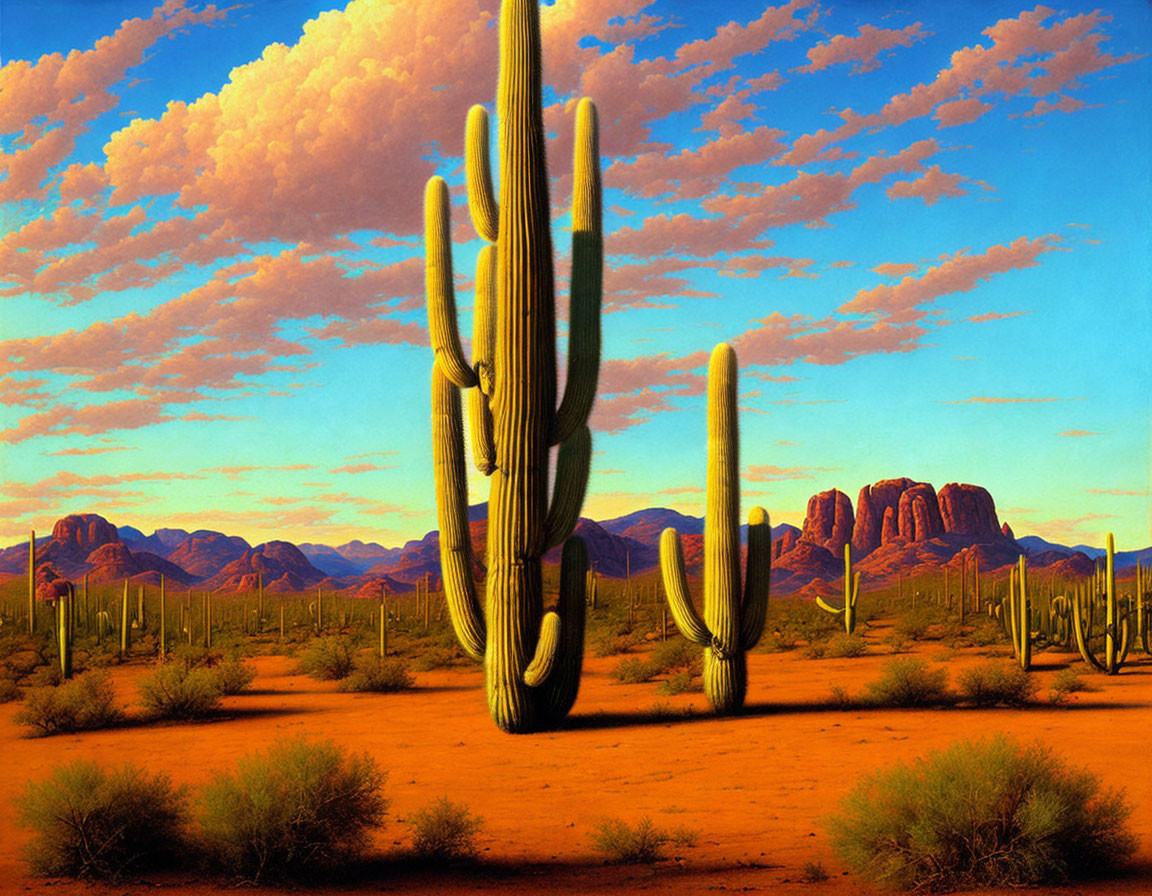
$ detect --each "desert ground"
[1,610,1149,896]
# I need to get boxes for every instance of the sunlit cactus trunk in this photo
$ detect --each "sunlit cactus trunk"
[660,344,771,714]
[426,0,601,733]
[816,543,860,634]
[27,530,36,635]
[1073,533,1131,673]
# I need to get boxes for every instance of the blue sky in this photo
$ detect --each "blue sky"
[1,0,1148,550]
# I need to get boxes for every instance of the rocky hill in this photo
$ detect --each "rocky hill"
[2,478,1141,597]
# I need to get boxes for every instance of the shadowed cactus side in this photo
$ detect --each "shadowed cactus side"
[427,0,601,733]
[1007,555,1032,671]
[659,344,771,714]
[817,544,860,634]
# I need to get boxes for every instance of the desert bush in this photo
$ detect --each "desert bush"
[590,817,670,863]
[138,664,222,720]
[645,701,694,720]
[197,736,387,882]
[341,656,415,693]
[828,735,1137,891]
[407,797,484,861]
[956,662,1037,707]
[15,671,123,736]
[656,669,700,695]
[611,656,655,684]
[808,632,867,659]
[864,657,952,707]
[411,646,459,671]
[1051,667,1093,703]
[894,608,936,641]
[647,638,701,674]
[591,631,639,658]
[171,644,221,670]
[298,635,358,680]
[17,760,187,880]
[27,663,63,687]
[800,860,829,883]
[213,659,257,695]
[0,674,21,702]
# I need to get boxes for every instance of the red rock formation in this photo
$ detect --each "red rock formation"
[1002,522,1015,540]
[939,483,1002,540]
[898,483,944,542]
[881,506,898,545]
[51,514,120,553]
[799,489,854,555]
[852,478,916,555]
[772,526,799,560]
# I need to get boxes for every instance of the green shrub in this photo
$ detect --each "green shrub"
[212,659,257,695]
[611,656,654,684]
[298,636,358,680]
[808,632,867,659]
[1051,667,1094,703]
[197,737,387,882]
[407,797,484,861]
[0,675,21,702]
[341,656,415,693]
[411,646,460,671]
[138,664,222,720]
[800,859,829,882]
[172,644,221,670]
[956,662,1037,707]
[590,817,670,863]
[828,735,1137,891]
[17,761,187,880]
[15,671,123,736]
[647,639,700,674]
[864,657,952,707]
[656,669,700,695]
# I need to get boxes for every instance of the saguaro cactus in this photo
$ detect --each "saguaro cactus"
[1007,555,1031,670]
[27,530,36,635]
[427,0,601,733]
[660,344,771,714]
[57,584,73,679]
[817,543,860,634]
[1073,533,1131,673]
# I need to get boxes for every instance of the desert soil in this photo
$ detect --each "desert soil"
[1,628,1149,896]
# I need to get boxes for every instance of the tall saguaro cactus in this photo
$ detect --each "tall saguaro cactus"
[1073,533,1131,673]
[427,0,601,733]
[27,530,36,635]
[660,344,771,714]
[1007,555,1031,670]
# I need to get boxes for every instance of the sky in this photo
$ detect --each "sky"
[0,0,1149,552]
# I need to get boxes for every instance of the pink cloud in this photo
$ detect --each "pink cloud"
[795,22,929,75]
[965,310,1032,323]
[0,2,229,203]
[885,165,968,205]
[328,463,396,474]
[872,262,920,277]
[942,396,1088,404]
[776,7,1138,167]
[745,465,838,481]
[841,235,1058,324]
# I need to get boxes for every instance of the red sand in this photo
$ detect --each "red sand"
[1,631,1149,896]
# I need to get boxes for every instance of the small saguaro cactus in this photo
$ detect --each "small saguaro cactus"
[57,584,73,679]
[426,0,601,733]
[817,544,860,634]
[27,529,36,635]
[1006,555,1031,671]
[660,344,771,714]
[119,580,131,657]
[1073,533,1131,674]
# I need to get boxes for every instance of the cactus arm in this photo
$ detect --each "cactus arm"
[468,244,497,474]
[1072,589,1108,672]
[544,425,591,550]
[815,596,844,615]
[553,98,603,446]
[542,536,587,720]
[466,105,499,242]
[523,610,560,687]
[426,176,479,389]
[659,527,711,646]
[432,364,486,661]
[740,507,771,651]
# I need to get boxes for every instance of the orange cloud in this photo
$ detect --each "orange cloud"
[795,22,928,75]
[840,235,1058,325]
[886,165,968,205]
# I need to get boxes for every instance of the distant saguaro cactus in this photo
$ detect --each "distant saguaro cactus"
[1007,555,1031,671]
[427,0,602,733]
[817,544,860,634]
[660,344,771,713]
[1073,533,1131,673]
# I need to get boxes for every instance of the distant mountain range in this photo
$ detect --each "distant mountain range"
[4,477,1148,599]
